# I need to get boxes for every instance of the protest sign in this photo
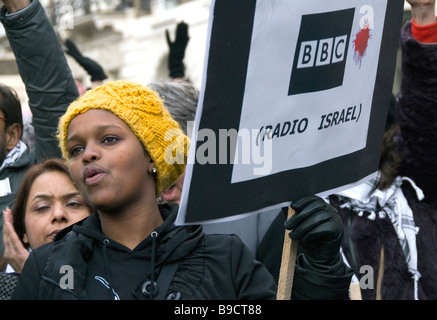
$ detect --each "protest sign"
[176,0,404,225]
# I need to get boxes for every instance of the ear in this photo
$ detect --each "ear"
[5,123,22,152]
[22,233,29,245]
[161,185,178,203]
[146,159,156,174]
[160,173,185,205]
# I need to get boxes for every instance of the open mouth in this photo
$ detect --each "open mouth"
[49,229,62,240]
[84,167,105,184]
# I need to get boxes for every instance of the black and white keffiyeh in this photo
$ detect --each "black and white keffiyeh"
[0,140,27,172]
[335,172,424,300]
[0,140,27,196]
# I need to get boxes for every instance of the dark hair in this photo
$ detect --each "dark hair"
[12,158,77,249]
[0,84,23,136]
[377,125,401,190]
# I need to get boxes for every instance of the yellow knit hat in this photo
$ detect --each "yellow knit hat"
[57,80,189,196]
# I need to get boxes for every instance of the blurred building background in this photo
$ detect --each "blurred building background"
[0,1,432,123]
[0,0,211,121]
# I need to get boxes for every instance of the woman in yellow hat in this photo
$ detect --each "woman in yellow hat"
[12,80,351,300]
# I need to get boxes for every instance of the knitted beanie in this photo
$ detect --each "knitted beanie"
[57,80,189,197]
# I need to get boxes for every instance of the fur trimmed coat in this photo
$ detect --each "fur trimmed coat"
[330,21,437,300]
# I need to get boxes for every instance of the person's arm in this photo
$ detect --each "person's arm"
[64,39,108,85]
[229,234,278,300]
[396,0,437,199]
[285,196,354,299]
[0,0,79,161]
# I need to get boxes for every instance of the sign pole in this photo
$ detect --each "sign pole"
[276,206,298,300]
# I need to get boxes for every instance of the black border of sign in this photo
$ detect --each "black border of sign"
[183,0,404,223]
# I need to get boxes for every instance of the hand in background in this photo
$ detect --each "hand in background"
[166,21,189,79]
[2,208,29,273]
[64,39,108,83]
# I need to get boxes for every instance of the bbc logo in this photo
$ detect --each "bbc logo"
[289,8,355,95]
[297,35,348,68]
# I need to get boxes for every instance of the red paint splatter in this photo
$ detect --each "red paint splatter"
[353,25,371,67]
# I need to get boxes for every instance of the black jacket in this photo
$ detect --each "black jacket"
[0,0,79,255]
[13,204,279,300]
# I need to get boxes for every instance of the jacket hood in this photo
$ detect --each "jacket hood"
[56,203,204,265]
[44,203,204,299]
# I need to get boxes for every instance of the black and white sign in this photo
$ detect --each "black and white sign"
[176,0,404,225]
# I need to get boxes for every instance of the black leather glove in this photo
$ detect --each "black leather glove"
[166,21,189,79]
[65,39,108,82]
[284,195,343,270]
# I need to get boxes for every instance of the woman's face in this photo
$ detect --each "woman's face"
[66,109,156,213]
[24,170,91,249]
